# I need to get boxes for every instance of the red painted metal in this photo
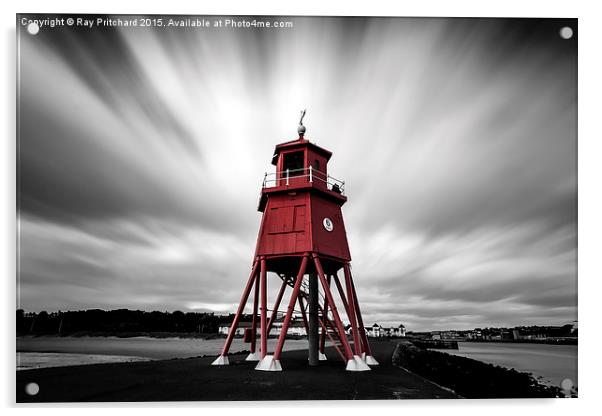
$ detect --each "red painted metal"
[332,271,365,355]
[343,264,362,356]
[273,255,308,361]
[319,274,331,354]
[267,278,288,333]
[250,272,260,353]
[350,273,372,356]
[313,255,354,361]
[330,273,355,352]
[317,312,346,362]
[332,274,350,314]
[298,297,309,335]
[317,302,347,357]
[220,259,259,356]
[243,328,253,343]
[260,257,268,359]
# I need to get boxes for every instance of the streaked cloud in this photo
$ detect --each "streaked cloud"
[17,16,576,330]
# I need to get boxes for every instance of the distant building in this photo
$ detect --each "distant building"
[367,323,382,337]
[520,333,546,340]
[395,324,406,337]
[364,323,406,338]
[218,321,252,336]
[218,317,307,337]
[270,317,306,336]
[440,331,460,339]
[219,320,406,338]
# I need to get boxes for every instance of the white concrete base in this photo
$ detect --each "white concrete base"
[255,355,282,371]
[245,351,260,361]
[318,352,328,361]
[345,355,371,371]
[364,355,380,366]
[211,355,229,366]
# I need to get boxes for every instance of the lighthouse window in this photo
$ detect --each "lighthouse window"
[282,151,304,177]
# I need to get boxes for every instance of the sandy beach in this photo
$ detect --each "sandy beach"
[17,352,150,370]
[16,336,310,369]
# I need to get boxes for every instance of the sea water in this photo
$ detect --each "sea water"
[443,341,577,388]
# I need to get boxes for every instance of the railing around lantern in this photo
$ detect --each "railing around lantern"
[261,166,346,195]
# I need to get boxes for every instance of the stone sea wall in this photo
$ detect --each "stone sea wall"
[392,341,570,398]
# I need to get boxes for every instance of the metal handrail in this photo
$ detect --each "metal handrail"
[262,166,345,194]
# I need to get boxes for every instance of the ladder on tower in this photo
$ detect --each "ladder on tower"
[276,273,349,362]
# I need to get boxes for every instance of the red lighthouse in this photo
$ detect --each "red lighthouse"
[212,111,377,371]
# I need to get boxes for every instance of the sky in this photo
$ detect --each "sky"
[17,15,577,331]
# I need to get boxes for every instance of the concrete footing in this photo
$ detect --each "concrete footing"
[318,352,327,361]
[345,355,371,371]
[255,355,282,371]
[364,355,380,366]
[245,352,260,361]
[211,355,229,366]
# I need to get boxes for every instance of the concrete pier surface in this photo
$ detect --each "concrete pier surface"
[16,340,458,402]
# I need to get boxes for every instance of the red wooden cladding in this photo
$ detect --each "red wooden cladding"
[259,193,308,255]
[255,136,351,262]
[310,196,351,261]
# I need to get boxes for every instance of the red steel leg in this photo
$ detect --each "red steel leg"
[350,271,372,356]
[312,255,354,361]
[259,257,268,358]
[273,255,309,361]
[331,273,358,353]
[317,303,349,352]
[267,278,288,334]
[332,274,350,312]
[298,297,310,335]
[317,312,346,361]
[219,259,259,356]
[343,264,362,356]
[250,272,260,354]
[317,303,348,360]
[319,275,331,354]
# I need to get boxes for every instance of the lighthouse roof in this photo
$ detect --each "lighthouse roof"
[271,137,332,166]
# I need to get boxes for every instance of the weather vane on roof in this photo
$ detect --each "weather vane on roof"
[298,109,307,136]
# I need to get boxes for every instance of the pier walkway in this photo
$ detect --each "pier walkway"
[16,339,458,402]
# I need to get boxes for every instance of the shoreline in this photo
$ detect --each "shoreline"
[392,341,573,398]
[444,340,578,388]
[16,335,311,364]
[16,335,577,384]
[17,332,578,346]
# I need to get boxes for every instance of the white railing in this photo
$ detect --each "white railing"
[262,166,345,195]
